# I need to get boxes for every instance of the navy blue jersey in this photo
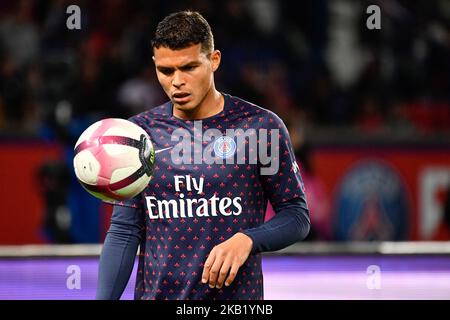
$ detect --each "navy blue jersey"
[111,93,306,300]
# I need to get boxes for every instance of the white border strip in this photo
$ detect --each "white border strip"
[0,245,102,257]
[275,241,450,255]
[0,242,450,258]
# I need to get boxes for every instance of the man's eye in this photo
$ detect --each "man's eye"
[183,66,196,71]
[159,69,173,75]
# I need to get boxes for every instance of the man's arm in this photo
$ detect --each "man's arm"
[242,197,310,254]
[202,111,311,288]
[96,205,144,300]
[243,112,311,253]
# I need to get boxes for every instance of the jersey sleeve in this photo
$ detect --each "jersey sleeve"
[96,205,144,299]
[242,197,310,254]
[258,112,307,206]
[103,195,143,209]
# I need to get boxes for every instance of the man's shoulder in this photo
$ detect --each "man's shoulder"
[128,101,172,124]
[227,94,286,128]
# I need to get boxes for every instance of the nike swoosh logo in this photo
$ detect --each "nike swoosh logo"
[155,146,173,154]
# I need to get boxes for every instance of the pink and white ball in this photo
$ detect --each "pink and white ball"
[73,118,155,202]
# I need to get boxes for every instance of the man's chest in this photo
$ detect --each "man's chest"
[142,117,262,193]
[140,119,268,221]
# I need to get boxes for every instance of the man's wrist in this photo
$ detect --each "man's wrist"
[237,232,254,253]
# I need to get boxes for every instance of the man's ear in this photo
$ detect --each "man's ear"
[210,50,221,72]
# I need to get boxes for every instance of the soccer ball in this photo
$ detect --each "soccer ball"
[73,118,155,202]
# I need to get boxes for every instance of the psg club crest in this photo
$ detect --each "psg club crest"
[213,136,236,159]
[333,161,410,241]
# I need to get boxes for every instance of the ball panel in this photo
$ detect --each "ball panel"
[73,150,100,184]
[103,144,138,157]
[75,120,102,148]
[95,147,138,179]
[110,166,139,184]
[114,173,152,199]
[82,186,118,202]
[103,124,143,141]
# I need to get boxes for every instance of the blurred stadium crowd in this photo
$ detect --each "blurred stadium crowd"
[0,0,449,143]
[0,0,449,244]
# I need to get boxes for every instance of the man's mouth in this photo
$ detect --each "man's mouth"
[172,92,191,104]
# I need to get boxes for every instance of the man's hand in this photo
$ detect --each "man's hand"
[201,232,253,289]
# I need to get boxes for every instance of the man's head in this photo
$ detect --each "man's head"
[152,11,214,54]
[152,11,221,117]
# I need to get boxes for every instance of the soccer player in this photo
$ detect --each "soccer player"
[96,10,310,300]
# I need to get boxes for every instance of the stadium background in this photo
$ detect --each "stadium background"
[0,0,449,299]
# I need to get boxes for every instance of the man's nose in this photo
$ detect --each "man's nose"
[172,71,185,88]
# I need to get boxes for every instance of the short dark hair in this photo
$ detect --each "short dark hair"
[152,11,214,53]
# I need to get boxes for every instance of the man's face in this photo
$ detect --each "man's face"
[153,43,220,113]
